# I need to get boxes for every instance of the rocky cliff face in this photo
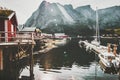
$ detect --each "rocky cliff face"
[25,1,74,28]
[25,1,120,34]
[98,6,120,29]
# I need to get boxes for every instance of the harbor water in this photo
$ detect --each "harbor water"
[0,38,120,80]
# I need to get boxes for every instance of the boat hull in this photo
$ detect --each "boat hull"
[99,60,117,74]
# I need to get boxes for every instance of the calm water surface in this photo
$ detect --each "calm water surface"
[19,39,120,80]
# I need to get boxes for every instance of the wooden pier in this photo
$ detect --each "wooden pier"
[79,40,120,74]
[79,40,115,55]
[0,31,41,80]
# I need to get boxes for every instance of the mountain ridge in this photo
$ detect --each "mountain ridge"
[25,1,120,35]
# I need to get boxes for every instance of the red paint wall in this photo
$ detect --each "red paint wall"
[7,20,12,41]
[7,20,17,41]
[0,13,18,42]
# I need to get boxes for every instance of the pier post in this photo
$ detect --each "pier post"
[0,48,3,70]
[30,45,34,80]
[30,40,35,80]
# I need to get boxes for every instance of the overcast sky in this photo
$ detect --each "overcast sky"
[0,0,120,24]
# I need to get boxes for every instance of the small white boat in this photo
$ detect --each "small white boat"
[54,38,67,47]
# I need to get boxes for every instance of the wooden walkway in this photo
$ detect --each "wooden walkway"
[0,32,40,46]
[0,32,40,71]
[79,40,109,54]
[79,40,120,74]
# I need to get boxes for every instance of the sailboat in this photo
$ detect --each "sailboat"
[79,7,100,49]
[78,8,120,74]
[91,7,100,46]
[93,8,120,74]
[90,9,116,73]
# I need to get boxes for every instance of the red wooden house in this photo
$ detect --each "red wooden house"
[0,9,18,42]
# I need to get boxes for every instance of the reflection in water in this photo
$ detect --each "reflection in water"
[34,39,95,70]
[0,38,120,80]
[20,39,120,80]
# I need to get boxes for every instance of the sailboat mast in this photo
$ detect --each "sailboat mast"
[96,7,100,42]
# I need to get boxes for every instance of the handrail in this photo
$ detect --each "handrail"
[0,31,35,43]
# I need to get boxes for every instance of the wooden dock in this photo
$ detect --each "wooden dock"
[0,31,42,80]
[79,40,120,74]
[79,40,117,55]
[0,32,40,71]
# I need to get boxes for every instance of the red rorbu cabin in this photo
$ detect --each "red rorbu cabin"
[0,9,18,42]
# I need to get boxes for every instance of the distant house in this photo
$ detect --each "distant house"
[54,33,68,38]
[21,27,37,32]
[21,27,41,37]
[0,9,18,42]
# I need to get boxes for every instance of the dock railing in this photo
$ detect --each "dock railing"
[0,31,35,43]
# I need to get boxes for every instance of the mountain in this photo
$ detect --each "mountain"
[75,5,95,20]
[25,1,120,35]
[25,1,74,29]
[98,6,120,29]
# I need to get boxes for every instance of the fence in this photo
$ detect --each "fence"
[0,31,34,43]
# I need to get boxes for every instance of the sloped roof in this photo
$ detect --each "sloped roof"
[21,27,37,32]
[21,27,42,32]
[0,9,13,18]
[0,9,18,26]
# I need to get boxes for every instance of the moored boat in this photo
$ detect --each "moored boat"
[98,52,119,74]
[53,38,67,47]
